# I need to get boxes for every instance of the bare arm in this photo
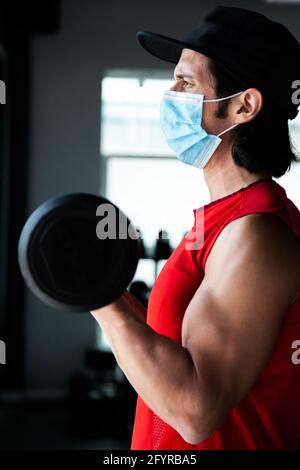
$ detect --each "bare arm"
[91,296,196,442]
[181,213,300,438]
[91,214,300,444]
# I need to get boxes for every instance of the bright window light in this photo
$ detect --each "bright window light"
[101,77,174,157]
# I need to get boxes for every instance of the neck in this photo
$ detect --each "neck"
[203,145,272,203]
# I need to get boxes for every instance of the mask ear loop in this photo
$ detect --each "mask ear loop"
[204,91,243,137]
[203,91,244,102]
[217,123,239,137]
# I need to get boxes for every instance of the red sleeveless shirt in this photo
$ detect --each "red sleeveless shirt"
[131,178,300,450]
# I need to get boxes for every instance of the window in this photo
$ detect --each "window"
[101,75,173,157]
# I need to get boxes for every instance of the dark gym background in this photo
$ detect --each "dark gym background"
[0,0,299,450]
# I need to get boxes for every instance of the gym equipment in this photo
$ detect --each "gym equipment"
[18,193,140,312]
[154,229,172,261]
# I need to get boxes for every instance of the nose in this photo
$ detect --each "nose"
[169,80,182,92]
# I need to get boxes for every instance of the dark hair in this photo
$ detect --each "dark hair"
[208,59,299,178]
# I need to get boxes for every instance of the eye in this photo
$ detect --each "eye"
[183,80,192,89]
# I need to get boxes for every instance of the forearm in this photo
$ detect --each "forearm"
[91,303,199,439]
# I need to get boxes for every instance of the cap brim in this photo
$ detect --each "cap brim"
[136,31,195,64]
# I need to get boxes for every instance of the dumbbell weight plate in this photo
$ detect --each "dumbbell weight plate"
[18,193,140,312]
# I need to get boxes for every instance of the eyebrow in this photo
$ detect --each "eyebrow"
[174,72,195,79]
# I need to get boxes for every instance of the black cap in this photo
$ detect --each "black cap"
[137,6,300,119]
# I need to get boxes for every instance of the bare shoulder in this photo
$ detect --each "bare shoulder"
[206,212,300,306]
[207,212,300,262]
[228,212,300,240]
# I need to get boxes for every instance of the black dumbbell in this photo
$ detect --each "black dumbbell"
[18,193,140,312]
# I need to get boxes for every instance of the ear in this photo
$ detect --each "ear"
[233,88,263,124]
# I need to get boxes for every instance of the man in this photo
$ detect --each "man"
[91,6,300,449]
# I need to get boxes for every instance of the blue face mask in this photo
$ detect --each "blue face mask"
[160,90,243,169]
